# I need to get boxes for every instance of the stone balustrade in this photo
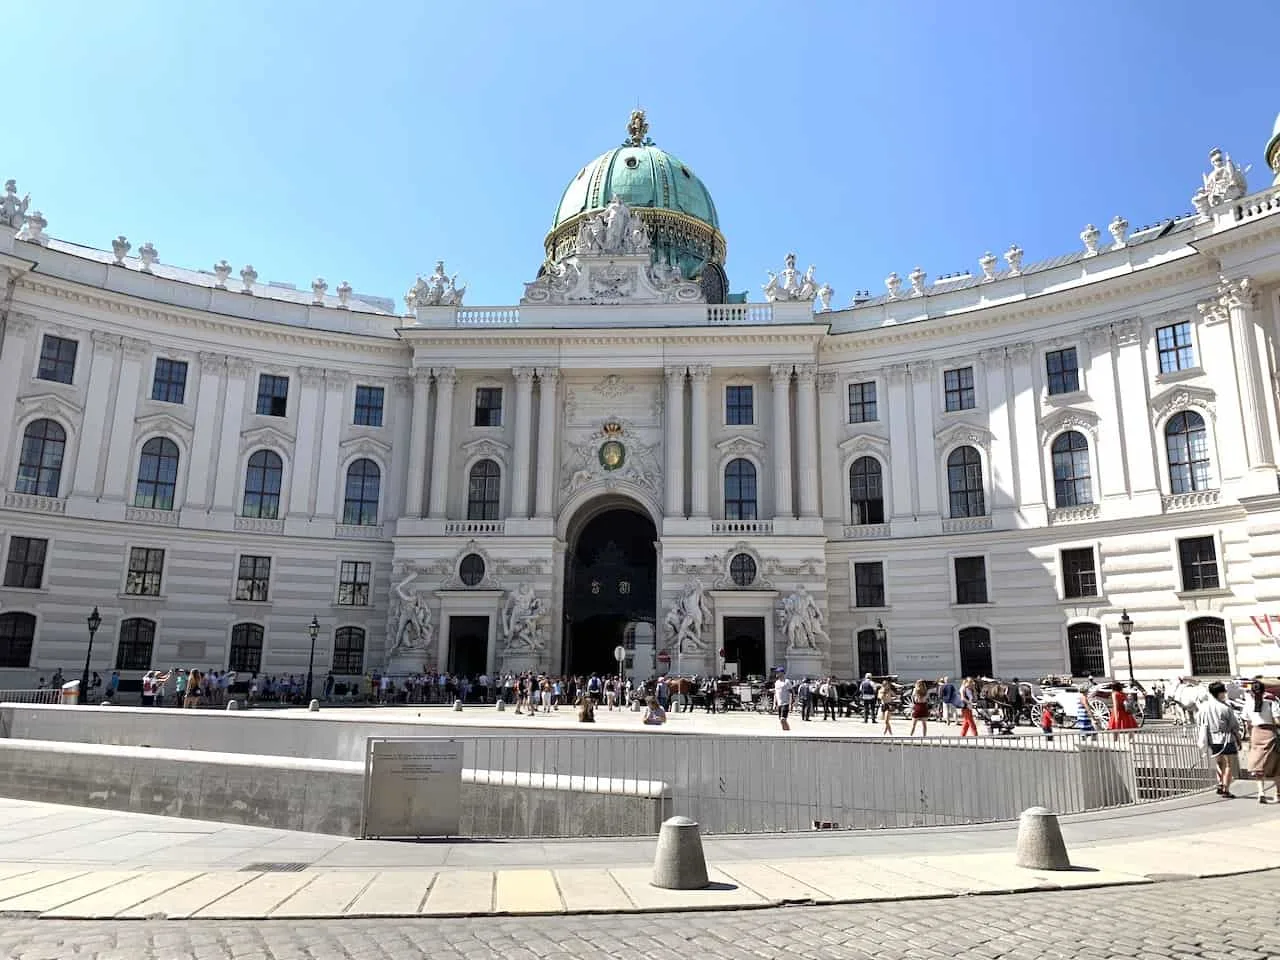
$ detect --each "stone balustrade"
[444,519,506,536]
[709,519,773,535]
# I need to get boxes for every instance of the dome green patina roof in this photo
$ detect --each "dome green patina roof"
[553,112,719,230]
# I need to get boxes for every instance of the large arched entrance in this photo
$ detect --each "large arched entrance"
[562,499,657,677]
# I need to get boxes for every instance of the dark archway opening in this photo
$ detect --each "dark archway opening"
[563,505,657,678]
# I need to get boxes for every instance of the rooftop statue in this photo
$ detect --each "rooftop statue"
[575,196,653,257]
[408,260,466,309]
[1,179,29,230]
[625,108,652,147]
[1194,147,1249,215]
[763,252,822,302]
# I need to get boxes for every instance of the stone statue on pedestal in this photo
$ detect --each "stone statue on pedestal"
[389,570,434,656]
[502,583,545,653]
[778,585,828,651]
[664,579,711,653]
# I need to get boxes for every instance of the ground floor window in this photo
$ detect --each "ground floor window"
[1067,622,1105,677]
[114,618,155,671]
[856,627,888,677]
[0,612,35,668]
[1187,616,1230,676]
[230,623,264,674]
[958,626,992,679]
[333,627,365,674]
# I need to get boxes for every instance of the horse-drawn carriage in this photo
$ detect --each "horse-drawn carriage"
[1034,678,1146,729]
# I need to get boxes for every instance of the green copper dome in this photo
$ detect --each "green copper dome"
[1267,111,1280,186]
[544,111,730,302]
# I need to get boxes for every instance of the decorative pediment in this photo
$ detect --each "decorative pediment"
[715,434,766,457]
[1038,408,1099,446]
[134,411,194,442]
[839,433,889,457]
[16,391,83,425]
[437,541,501,591]
[339,434,394,459]
[934,421,992,454]
[709,542,776,590]
[1150,384,1216,427]
[239,424,295,454]
[461,436,511,463]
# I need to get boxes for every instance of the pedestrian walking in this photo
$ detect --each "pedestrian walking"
[1041,703,1055,741]
[938,676,957,724]
[1197,680,1243,798]
[958,677,978,737]
[1246,679,1279,804]
[774,671,793,731]
[859,673,877,723]
[879,678,896,735]
[909,679,930,737]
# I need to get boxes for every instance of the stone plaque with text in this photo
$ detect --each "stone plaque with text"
[361,738,463,838]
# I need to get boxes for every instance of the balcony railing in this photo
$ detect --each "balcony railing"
[842,522,891,539]
[1162,489,1221,512]
[454,308,520,325]
[234,516,284,534]
[124,506,180,527]
[941,515,993,533]
[710,519,773,535]
[335,523,386,539]
[2,492,66,515]
[444,520,506,536]
[706,304,774,325]
[1047,503,1101,525]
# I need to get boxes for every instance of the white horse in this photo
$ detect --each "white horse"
[1166,678,1210,725]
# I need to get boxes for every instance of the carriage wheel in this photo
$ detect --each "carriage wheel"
[1090,697,1111,725]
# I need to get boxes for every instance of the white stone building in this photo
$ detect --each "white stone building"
[3,110,1280,689]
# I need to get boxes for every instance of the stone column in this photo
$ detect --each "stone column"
[0,314,35,487]
[1113,318,1159,495]
[314,371,349,520]
[211,357,251,511]
[770,363,794,519]
[510,367,535,519]
[982,345,1018,517]
[427,367,456,519]
[1084,324,1129,500]
[689,364,711,517]
[71,332,120,498]
[1219,277,1275,469]
[404,367,432,517]
[535,368,560,517]
[908,360,937,515]
[1193,305,1247,483]
[1005,342,1044,521]
[101,336,148,501]
[663,365,686,518]
[795,363,820,517]
[184,352,224,510]
[885,363,913,521]
[817,371,840,521]
[287,366,325,518]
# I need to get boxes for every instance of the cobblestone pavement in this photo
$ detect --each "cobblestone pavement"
[0,869,1274,959]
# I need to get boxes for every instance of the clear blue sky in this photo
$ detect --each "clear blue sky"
[7,1,1277,307]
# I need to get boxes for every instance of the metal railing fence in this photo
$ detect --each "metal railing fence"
[0,690,62,705]
[397,725,1213,838]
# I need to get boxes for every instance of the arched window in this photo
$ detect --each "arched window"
[16,419,66,498]
[342,458,381,526]
[856,627,888,678]
[333,627,365,674]
[849,456,884,524]
[115,618,155,671]
[1051,431,1092,508]
[947,446,985,518]
[1166,411,1211,494]
[724,458,757,520]
[1067,622,1106,677]
[466,459,501,520]
[1187,616,1230,676]
[958,626,993,678]
[242,450,283,519]
[134,437,180,511]
[0,612,36,669]
[229,623,264,674]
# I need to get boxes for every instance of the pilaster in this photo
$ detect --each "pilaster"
[510,366,535,519]
[908,360,938,519]
[795,363,820,517]
[885,363,913,523]
[100,336,148,502]
[0,314,34,487]
[770,362,794,520]
[312,370,348,522]
[427,367,457,519]
[1113,318,1160,498]
[183,352,224,514]
[404,367,432,517]
[1084,324,1128,502]
[689,364,711,517]
[211,356,251,513]
[286,366,325,522]
[535,368,560,518]
[71,332,120,498]
[664,365,686,518]
[1004,342,1043,524]
[816,371,840,522]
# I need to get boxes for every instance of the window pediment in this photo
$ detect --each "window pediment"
[839,434,889,456]
[715,434,765,456]
[135,411,194,441]
[339,434,393,458]
[239,424,295,454]
[1039,408,1099,446]
[461,437,511,462]
[1150,384,1216,428]
[934,421,992,454]
[16,392,83,424]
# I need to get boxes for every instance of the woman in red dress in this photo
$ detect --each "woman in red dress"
[1108,682,1139,730]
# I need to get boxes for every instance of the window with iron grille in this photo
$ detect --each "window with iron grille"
[37,334,77,384]
[1067,622,1106,677]
[235,555,271,602]
[854,561,885,608]
[724,458,757,520]
[354,385,384,427]
[729,553,757,587]
[1061,547,1098,598]
[1178,536,1220,592]
[947,446,985,518]
[1045,348,1080,395]
[848,381,877,423]
[0,612,35,669]
[958,626,993,678]
[1187,617,1231,676]
[255,374,289,417]
[474,387,503,426]
[337,561,371,606]
[3,537,47,589]
[114,618,155,671]
[944,366,975,411]
[954,556,988,604]
[229,623,264,673]
[151,358,188,404]
[125,547,165,597]
[857,628,888,678]
[725,385,754,425]
[466,460,501,520]
[332,627,365,674]
[1156,322,1195,374]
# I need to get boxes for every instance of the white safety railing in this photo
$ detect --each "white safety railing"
[0,689,62,705]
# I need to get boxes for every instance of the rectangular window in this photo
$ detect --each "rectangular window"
[1156,322,1195,374]
[954,556,988,605]
[474,387,503,427]
[337,560,371,606]
[151,358,188,404]
[1178,536,1220,592]
[255,374,289,417]
[114,619,155,671]
[353,385,384,427]
[1061,547,1098,599]
[944,366,976,411]
[37,335,78,384]
[124,547,165,597]
[848,381,878,423]
[725,385,754,426]
[3,537,47,589]
[235,555,272,602]
[853,561,885,608]
[1045,348,1080,396]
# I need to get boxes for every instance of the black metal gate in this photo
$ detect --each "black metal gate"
[1067,622,1106,677]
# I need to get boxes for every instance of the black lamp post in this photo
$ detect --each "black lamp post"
[305,616,319,702]
[874,618,887,677]
[1119,609,1135,685]
[80,606,102,705]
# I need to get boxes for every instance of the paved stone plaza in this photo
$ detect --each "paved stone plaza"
[0,870,1274,959]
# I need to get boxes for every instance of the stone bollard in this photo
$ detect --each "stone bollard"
[1015,806,1071,870]
[495,699,505,711]
[226,700,239,711]
[308,699,320,712]
[453,699,464,711]
[651,815,710,890]
[100,700,112,707]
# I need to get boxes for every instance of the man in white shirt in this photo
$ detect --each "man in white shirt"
[774,671,794,731]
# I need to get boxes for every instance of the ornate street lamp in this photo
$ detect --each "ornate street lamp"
[874,618,887,678]
[305,616,320,702]
[1119,609,1135,685]
[80,606,102,705]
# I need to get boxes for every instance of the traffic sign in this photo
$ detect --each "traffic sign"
[613,644,626,662]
